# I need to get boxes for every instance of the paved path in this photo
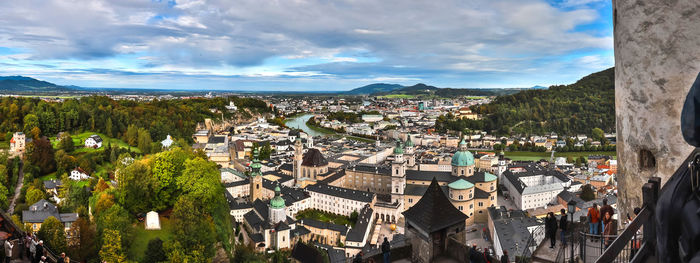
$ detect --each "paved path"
[7,160,24,214]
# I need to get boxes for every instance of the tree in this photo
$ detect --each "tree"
[566,156,574,164]
[125,125,138,147]
[68,217,98,262]
[99,229,126,263]
[27,137,56,174]
[96,204,133,250]
[137,128,152,154]
[145,238,167,263]
[25,187,45,205]
[350,210,359,225]
[23,114,40,135]
[151,149,189,211]
[58,134,75,152]
[577,156,588,167]
[177,157,222,212]
[592,128,605,142]
[171,195,216,259]
[105,118,113,137]
[0,184,8,210]
[38,216,67,253]
[581,184,596,201]
[259,142,272,160]
[94,192,115,216]
[117,160,151,214]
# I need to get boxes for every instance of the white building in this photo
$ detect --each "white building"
[306,183,376,217]
[84,135,103,148]
[161,134,174,149]
[69,168,90,181]
[502,163,571,210]
[487,206,544,262]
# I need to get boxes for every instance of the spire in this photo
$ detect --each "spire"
[250,148,262,176]
[270,181,285,209]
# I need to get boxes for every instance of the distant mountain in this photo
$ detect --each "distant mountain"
[344,83,405,95]
[530,85,548,90]
[0,76,79,92]
[372,83,523,97]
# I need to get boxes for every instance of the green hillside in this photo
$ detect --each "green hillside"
[436,67,615,136]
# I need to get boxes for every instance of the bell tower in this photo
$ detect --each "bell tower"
[249,149,263,202]
[391,140,406,206]
[293,138,303,183]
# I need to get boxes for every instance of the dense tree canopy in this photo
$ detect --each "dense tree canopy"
[0,96,269,144]
[435,68,615,136]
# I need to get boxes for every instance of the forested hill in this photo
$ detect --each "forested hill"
[435,67,615,136]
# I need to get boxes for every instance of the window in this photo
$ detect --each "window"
[408,198,413,203]
[459,195,463,200]
[490,185,494,191]
[469,193,472,199]
[470,204,473,209]
[458,206,463,211]
[256,184,260,189]
[491,196,494,201]
[461,170,464,175]
[478,202,483,207]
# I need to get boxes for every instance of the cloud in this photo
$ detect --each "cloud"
[0,0,613,90]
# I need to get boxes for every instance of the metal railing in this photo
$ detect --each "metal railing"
[596,175,663,263]
[517,225,545,262]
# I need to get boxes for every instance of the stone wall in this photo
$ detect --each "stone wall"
[614,0,700,219]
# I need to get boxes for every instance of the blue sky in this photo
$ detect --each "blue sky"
[0,0,613,91]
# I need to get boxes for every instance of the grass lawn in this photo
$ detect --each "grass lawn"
[94,163,114,179]
[0,141,8,150]
[39,172,57,181]
[496,151,617,161]
[50,131,141,153]
[295,209,355,227]
[465,96,486,100]
[129,217,175,262]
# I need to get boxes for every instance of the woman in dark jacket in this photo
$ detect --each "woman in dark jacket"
[546,212,558,248]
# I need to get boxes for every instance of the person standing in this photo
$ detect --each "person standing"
[599,198,614,234]
[4,239,14,263]
[546,212,558,248]
[60,252,70,263]
[29,237,37,263]
[381,237,391,263]
[34,240,44,263]
[588,203,600,237]
[500,250,510,263]
[559,208,569,246]
[603,211,617,249]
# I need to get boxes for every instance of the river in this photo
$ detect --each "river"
[285,113,326,137]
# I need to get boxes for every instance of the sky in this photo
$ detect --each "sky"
[0,0,613,91]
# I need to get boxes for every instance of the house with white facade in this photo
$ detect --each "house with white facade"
[84,134,103,148]
[69,168,90,181]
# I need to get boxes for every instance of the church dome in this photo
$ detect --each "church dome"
[393,140,404,154]
[451,149,475,167]
[270,185,285,209]
[405,139,414,147]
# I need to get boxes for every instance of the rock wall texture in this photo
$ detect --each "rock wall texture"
[614,0,700,218]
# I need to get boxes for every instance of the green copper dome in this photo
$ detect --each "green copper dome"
[405,139,414,147]
[448,179,474,190]
[270,184,285,209]
[451,149,475,167]
[459,138,468,146]
[393,140,404,154]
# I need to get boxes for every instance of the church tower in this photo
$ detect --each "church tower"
[293,138,303,183]
[391,140,406,207]
[269,182,287,224]
[405,138,416,168]
[249,149,263,202]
